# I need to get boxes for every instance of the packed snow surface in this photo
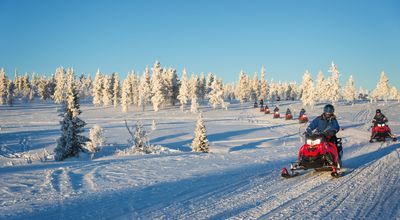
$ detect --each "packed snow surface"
[1,100,399,219]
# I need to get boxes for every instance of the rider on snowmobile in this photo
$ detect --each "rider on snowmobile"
[259,99,264,107]
[299,108,306,117]
[286,108,292,115]
[370,109,395,141]
[306,104,342,157]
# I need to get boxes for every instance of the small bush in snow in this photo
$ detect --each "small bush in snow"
[86,125,106,153]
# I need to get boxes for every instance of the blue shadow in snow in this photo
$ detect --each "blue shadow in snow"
[344,143,399,171]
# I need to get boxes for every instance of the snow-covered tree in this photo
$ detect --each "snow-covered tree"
[151,69,165,112]
[53,67,66,104]
[325,62,341,104]
[102,76,113,106]
[315,71,325,102]
[260,65,268,101]
[342,75,356,103]
[236,71,250,103]
[371,71,390,102]
[177,69,190,111]
[92,69,103,106]
[164,68,179,106]
[7,80,15,106]
[121,76,131,112]
[86,125,105,153]
[250,73,260,101]
[54,69,89,161]
[112,73,120,107]
[300,70,315,107]
[190,75,200,113]
[0,68,7,105]
[206,72,215,96]
[208,78,225,109]
[138,67,152,111]
[390,86,399,101]
[191,113,209,153]
[199,73,207,102]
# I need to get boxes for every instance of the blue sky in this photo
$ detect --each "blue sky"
[0,0,399,89]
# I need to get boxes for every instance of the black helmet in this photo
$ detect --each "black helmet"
[323,104,334,113]
[376,109,381,113]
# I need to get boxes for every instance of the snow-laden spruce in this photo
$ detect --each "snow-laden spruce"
[300,70,314,107]
[53,67,66,104]
[177,68,190,111]
[208,78,226,109]
[371,71,391,102]
[192,113,209,153]
[260,65,268,101]
[54,68,90,161]
[151,62,166,112]
[326,61,341,104]
[343,75,356,103]
[92,69,103,106]
[190,74,200,113]
[0,68,7,105]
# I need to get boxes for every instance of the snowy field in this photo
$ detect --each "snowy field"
[0,100,399,219]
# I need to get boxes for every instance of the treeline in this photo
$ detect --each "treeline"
[0,61,399,110]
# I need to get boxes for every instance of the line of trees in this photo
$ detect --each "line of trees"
[1,61,399,110]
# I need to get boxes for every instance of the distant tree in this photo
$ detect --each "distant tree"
[315,71,325,102]
[206,72,215,96]
[343,75,356,103]
[300,70,315,107]
[390,86,399,101]
[0,68,7,105]
[102,76,113,106]
[371,71,390,102]
[192,113,209,153]
[92,69,103,106]
[112,73,120,107]
[7,80,15,106]
[326,62,341,104]
[138,67,152,111]
[190,75,200,113]
[53,67,66,104]
[54,69,89,161]
[164,68,179,106]
[199,72,207,102]
[151,70,165,112]
[236,71,250,103]
[121,76,131,112]
[250,73,260,101]
[177,68,190,111]
[208,78,225,109]
[260,65,268,101]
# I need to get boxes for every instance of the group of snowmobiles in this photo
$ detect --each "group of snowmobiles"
[253,101,397,179]
[254,100,308,123]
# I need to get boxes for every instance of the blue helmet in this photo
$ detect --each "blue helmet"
[323,104,335,114]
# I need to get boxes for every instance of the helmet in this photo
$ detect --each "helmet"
[376,109,381,113]
[323,104,335,113]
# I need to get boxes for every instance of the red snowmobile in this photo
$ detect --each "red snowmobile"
[299,114,309,123]
[370,122,397,142]
[273,111,280,118]
[264,107,270,114]
[281,132,342,178]
[285,113,293,120]
[260,106,265,112]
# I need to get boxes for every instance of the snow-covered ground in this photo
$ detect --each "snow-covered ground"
[1,100,399,219]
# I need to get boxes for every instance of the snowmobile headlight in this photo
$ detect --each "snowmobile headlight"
[306,139,312,145]
[313,139,321,145]
[378,123,385,127]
